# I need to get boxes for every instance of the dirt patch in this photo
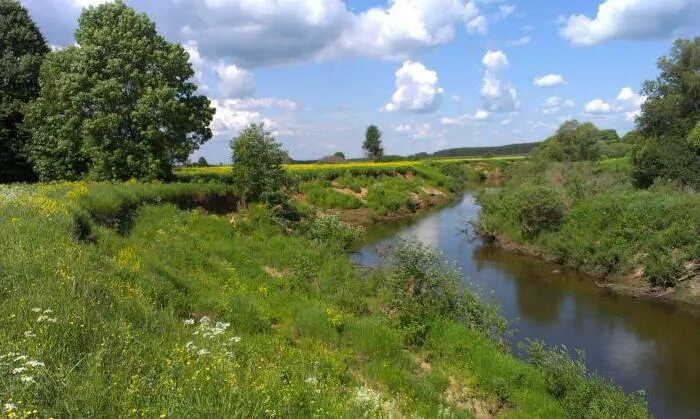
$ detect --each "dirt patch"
[444,376,508,418]
[420,186,446,197]
[263,266,289,278]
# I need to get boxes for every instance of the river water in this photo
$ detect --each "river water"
[353,193,700,419]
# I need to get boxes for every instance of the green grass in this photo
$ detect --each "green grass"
[0,180,648,417]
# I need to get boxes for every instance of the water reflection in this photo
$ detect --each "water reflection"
[354,194,700,419]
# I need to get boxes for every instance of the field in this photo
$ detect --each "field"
[0,160,648,417]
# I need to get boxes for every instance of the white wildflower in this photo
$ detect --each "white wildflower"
[47,318,58,323]
[13,355,28,362]
[36,315,49,323]
[306,376,318,385]
[31,308,42,313]
[185,341,196,351]
[183,319,195,325]
[19,375,35,384]
[354,385,383,412]
[11,367,27,375]
[0,353,18,360]
[25,360,45,368]
[199,316,211,326]
[24,331,36,338]
[43,309,53,314]
[229,336,241,343]
[196,348,210,356]
[3,403,17,413]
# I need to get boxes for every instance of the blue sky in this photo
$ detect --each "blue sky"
[21,0,700,162]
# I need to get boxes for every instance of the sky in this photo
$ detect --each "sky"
[20,0,700,163]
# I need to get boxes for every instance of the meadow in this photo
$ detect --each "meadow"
[0,160,648,417]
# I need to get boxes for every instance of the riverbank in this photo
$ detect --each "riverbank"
[476,158,700,305]
[0,173,648,417]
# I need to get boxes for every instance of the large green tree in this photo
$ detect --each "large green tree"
[24,1,213,181]
[532,120,608,162]
[632,37,700,188]
[0,0,49,182]
[363,125,383,162]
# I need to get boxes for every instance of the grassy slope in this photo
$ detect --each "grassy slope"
[478,158,700,291]
[0,168,647,417]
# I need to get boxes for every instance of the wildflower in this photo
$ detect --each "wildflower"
[31,308,42,313]
[185,341,196,351]
[196,349,210,356]
[47,318,58,323]
[229,336,241,343]
[13,355,28,362]
[24,331,36,338]
[26,360,45,368]
[3,403,17,413]
[183,319,195,325]
[36,315,49,323]
[199,316,212,326]
[11,367,28,375]
[43,309,53,314]
[19,375,35,384]
[306,376,318,385]
[0,353,18,360]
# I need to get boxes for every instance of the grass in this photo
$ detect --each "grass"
[477,158,700,287]
[0,178,648,417]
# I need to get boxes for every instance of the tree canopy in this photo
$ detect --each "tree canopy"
[24,1,213,181]
[632,37,700,188]
[363,125,384,162]
[231,123,290,207]
[0,0,49,182]
[532,120,620,162]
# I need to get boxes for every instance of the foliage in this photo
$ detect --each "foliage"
[523,340,649,419]
[0,0,49,182]
[386,241,507,345]
[363,125,384,162]
[197,157,209,167]
[306,213,363,250]
[632,37,700,188]
[478,159,700,287]
[515,185,566,237]
[24,1,213,181]
[532,120,616,162]
[231,123,291,207]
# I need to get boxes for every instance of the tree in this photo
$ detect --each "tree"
[197,156,208,167]
[0,0,49,182]
[532,120,604,162]
[231,123,290,207]
[24,1,213,181]
[632,38,700,188]
[363,125,384,162]
[333,151,345,159]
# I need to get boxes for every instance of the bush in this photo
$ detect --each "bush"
[307,213,363,250]
[523,340,648,418]
[516,186,566,237]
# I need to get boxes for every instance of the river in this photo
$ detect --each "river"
[353,193,700,419]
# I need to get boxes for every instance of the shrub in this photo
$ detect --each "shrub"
[516,186,566,237]
[523,340,648,418]
[307,213,364,250]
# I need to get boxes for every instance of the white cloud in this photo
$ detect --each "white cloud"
[584,99,613,114]
[482,49,508,69]
[395,124,412,133]
[480,50,518,113]
[541,96,575,114]
[466,15,488,34]
[211,100,271,137]
[559,0,700,46]
[533,73,565,87]
[215,63,254,98]
[507,36,531,46]
[616,87,646,120]
[495,4,516,20]
[441,109,490,125]
[215,98,299,112]
[383,61,444,113]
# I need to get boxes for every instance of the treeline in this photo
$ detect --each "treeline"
[0,0,213,182]
[430,142,540,158]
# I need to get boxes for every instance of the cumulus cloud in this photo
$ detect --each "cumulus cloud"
[541,96,575,114]
[616,87,647,120]
[441,109,490,125]
[494,4,516,20]
[533,74,565,87]
[215,63,254,98]
[26,0,488,67]
[584,99,613,114]
[559,0,700,46]
[480,50,518,113]
[383,61,444,113]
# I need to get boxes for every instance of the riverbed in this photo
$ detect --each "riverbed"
[354,193,700,419]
